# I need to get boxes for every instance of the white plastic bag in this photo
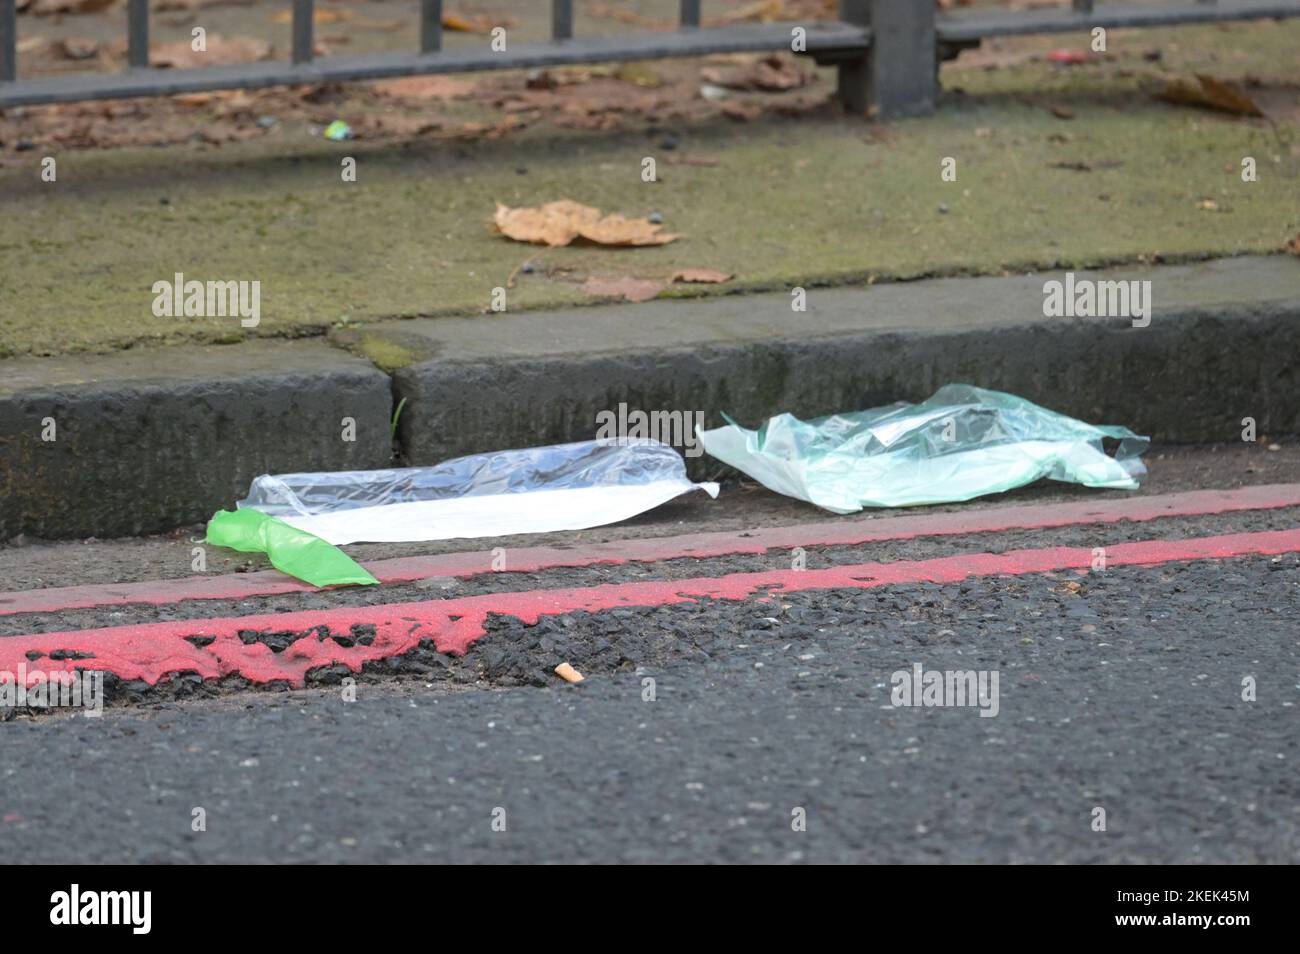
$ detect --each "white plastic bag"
[238,439,718,544]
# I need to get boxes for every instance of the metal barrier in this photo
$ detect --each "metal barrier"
[0,1,1296,113]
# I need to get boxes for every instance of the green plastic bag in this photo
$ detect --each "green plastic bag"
[697,384,1149,513]
[206,509,379,588]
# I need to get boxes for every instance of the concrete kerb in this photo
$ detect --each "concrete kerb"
[386,256,1300,476]
[1,255,1296,538]
[0,340,392,539]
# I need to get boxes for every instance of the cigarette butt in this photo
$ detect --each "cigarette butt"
[554,662,585,683]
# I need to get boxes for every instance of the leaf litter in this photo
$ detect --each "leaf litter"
[493,200,679,248]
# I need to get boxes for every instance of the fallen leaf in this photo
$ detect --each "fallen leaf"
[365,114,440,136]
[154,0,257,10]
[372,75,476,100]
[438,116,524,141]
[25,0,119,15]
[614,63,662,88]
[720,100,762,121]
[494,200,679,247]
[579,211,679,246]
[352,17,405,32]
[1157,74,1263,117]
[269,7,351,24]
[153,35,272,69]
[16,36,50,54]
[701,53,810,92]
[587,3,668,28]
[581,277,666,303]
[707,0,784,25]
[443,11,511,33]
[672,269,732,284]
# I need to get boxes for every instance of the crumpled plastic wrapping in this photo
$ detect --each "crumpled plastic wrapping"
[238,439,718,544]
[206,508,378,588]
[697,384,1148,513]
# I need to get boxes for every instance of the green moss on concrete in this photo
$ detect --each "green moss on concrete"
[1,18,1296,359]
[329,327,435,373]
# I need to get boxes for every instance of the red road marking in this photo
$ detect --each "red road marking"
[2,483,1298,618]
[2,527,1296,689]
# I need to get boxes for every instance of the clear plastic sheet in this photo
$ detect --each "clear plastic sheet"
[238,439,718,544]
[697,384,1148,513]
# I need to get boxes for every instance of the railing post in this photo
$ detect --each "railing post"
[1,0,16,83]
[552,0,573,41]
[421,0,443,53]
[841,0,935,118]
[127,0,149,68]
[292,0,314,65]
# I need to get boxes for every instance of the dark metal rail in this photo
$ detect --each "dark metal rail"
[0,1,1295,116]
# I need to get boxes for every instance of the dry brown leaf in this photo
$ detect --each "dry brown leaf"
[614,63,662,88]
[26,0,119,15]
[16,36,51,54]
[269,7,351,24]
[154,0,256,11]
[366,114,441,136]
[672,269,732,284]
[586,2,668,28]
[494,199,596,246]
[580,211,678,246]
[494,200,679,248]
[55,37,101,60]
[438,116,524,141]
[708,0,783,25]
[719,101,761,121]
[701,53,810,92]
[443,12,510,33]
[581,277,667,303]
[352,18,405,33]
[153,35,272,69]
[1156,74,1263,117]
[373,75,476,101]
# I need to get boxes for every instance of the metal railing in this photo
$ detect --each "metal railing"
[0,1,1296,114]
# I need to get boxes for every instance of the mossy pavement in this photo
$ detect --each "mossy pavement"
[0,16,1297,363]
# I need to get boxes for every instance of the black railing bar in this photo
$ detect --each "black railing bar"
[292,0,314,65]
[127,0,148,68]
[553,0,573,41]
[421,0,443,53]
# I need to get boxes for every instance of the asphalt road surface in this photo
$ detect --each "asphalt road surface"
[1,444,1297,863]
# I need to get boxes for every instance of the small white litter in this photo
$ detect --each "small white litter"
[237,439,718,545]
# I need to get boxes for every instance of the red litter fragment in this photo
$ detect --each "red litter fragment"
[1047,49,1089,64]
